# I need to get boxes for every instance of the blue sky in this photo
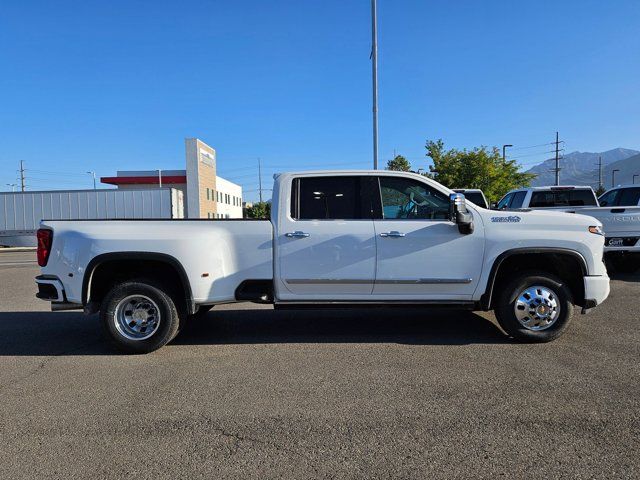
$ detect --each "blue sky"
[1,0,639,199]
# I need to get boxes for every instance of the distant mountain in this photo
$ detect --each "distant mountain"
[603,153,640,188]
[526,148,639,187]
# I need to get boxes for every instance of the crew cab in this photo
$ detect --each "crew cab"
[36,171,610,353]
[498,185,640,269]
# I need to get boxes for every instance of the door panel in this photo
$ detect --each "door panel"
[277,176,376,300]
[278,220,376,297]
[373,220,484,299]
[372,176,484,299]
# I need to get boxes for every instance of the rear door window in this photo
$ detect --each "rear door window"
[291,176,372,220]
[509,191,527,209]
[617,188,640,206]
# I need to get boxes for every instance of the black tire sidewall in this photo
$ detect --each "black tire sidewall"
[495,273,573,343]
[100,280,180,354]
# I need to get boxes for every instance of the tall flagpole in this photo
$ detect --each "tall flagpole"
[371,0,379,169]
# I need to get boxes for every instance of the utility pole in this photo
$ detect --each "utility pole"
[371,0,379,170]
[19,160,25,192]
[158,169,162,189]
[554,132,560,186]
[597,156,603,191]
[258,158,263,203]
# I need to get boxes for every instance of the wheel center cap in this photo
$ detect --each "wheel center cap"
[133,309,148,322]
[536,304,549,317]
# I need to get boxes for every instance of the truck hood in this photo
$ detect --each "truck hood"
[478,208,601,229]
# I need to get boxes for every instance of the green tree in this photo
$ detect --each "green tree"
[386,155,412,172]
[595,185,606,197]
[425,139,535,202]
[245,201,271,219]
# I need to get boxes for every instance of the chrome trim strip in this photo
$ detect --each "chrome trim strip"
[285,279,373,285]
[379,278,473,284]
[285,278,472,285]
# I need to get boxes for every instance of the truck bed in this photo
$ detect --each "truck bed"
[39,219,274,305]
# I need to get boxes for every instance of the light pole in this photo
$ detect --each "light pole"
[612,169,620,188]
[371,0,379,169]
[86,171,96,190]
[634,174,639,184]
[502,144,513,162]
[6,183,17,192]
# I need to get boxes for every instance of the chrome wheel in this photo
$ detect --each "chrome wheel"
[514,285,560,331]
[114,295,161,341]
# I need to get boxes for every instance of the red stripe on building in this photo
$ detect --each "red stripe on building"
[100,176,187,185]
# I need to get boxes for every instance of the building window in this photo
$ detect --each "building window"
[206,188,210,200]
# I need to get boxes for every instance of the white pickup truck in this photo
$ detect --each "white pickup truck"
[497,185,640,271]
[36,171,610,353]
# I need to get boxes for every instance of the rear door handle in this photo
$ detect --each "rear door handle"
[285,231,310,238]
[379,231,405,238]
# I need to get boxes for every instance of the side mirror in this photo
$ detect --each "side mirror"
[449,193,474,234]
[490,202,498,210]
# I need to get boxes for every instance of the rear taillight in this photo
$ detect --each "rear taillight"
[37,229,53,267]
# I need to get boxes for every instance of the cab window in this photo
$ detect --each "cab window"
[530,189,597,207]
[377,176,450,220]
[618,188,640,206]
[510,191,527,209]
[291,176,370,220]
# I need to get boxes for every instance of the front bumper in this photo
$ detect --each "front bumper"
[582,275,610,313]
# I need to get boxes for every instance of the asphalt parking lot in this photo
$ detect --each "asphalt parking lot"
[0,249,638,479]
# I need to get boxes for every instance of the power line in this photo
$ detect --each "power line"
[509,149,560,160]
[510,142,556,151]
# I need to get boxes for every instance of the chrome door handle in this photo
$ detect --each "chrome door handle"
[379,231,405,238]
[285,231,310,238]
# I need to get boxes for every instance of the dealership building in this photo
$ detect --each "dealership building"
[0,138,243,247]
[100,138,243,219]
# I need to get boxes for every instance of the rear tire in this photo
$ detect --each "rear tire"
[100,279,181,354]
[494,272,574,343]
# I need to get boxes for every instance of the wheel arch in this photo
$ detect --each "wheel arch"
[82,252,195,315]
[480,248,588,310]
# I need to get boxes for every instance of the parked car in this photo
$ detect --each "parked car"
[36,170,610,353]
[499,185,640,272]
[453,189,489,209]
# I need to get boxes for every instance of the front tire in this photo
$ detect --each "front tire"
[494,272,574,343]
[100,280,182,354]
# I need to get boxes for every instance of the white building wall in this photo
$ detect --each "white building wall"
[213,176,243,218]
